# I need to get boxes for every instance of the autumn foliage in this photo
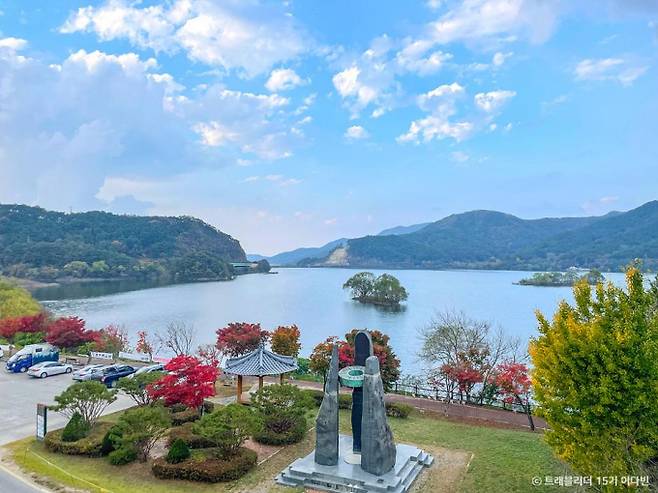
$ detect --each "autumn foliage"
[0,313,48,340]
[45,316,97,349]
[215,322,269,357]
[147,355,218,408]
[270,325,301,357]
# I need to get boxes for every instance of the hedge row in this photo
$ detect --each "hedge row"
[302,389,412,418]
[44,422,113,457]
[152,447,257,483]
[170,408,200,426]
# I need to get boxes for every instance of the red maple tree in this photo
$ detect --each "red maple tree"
[493,362,535,430]
[0,313,48,340]
[215,322,269,357]
[440,361,483,401]
[147,355,218,408]
[45,316,96,349]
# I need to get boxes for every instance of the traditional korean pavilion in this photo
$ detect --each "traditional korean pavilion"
[224,344,298,403]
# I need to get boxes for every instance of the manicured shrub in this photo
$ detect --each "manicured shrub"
[152,448,257,482]
[166,438,191,464]
[100,426,120,456]
[254,415,307,445]
[108,446,137,465]
[193,404,260,458]
[385,401,412,418]
[61,412,90,442]
[251,384,311,446]
[112,405,171,462]
[168,423,216,449]
[170,407,200,426]
[44,422,112,457]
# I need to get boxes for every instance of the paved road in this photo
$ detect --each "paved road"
[0,367,134,492]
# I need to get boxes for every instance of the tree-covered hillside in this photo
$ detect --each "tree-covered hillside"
[0,204,247,282]
[308,203,658,272]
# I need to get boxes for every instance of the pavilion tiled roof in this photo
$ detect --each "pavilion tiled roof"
[224,344,298,376]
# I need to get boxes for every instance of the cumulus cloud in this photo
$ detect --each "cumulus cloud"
[574,57,648,86]
[429,0,561,46]
[0,37,27,50]
[61,0,309,77]
[398,83,473,143]
[0,44,304,212]
[395,39,453,75]
[265,68,306,92]
[474,90,516,112]
[345,125,369,140]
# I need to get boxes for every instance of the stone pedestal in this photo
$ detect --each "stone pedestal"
[276,435,434,493]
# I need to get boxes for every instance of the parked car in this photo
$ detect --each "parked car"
[27,361,73,378]
[128,363,164,378]
[72,364,107,381]
[100,365,136,387]
[6,344,59,373]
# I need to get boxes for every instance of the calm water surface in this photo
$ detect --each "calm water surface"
[37,268,627,374]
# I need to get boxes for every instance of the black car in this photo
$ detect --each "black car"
[99,364,136,387]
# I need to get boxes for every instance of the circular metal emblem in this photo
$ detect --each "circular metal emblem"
[338,365,365,388]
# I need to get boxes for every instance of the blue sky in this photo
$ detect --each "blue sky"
[0,0,657,255]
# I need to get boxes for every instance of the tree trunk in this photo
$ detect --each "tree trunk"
[517,395,535,431]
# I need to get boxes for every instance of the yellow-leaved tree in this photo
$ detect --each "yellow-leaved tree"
[0,279,41,319]
[530,266,658,482]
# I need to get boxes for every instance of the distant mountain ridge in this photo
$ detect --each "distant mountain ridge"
[301,202,658,272]
[251,221,433,266]
[0,204,248,282]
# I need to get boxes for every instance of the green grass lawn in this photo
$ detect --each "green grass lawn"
[5,409,568,493]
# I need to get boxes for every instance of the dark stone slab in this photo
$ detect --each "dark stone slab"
[361,355,396,476]
[351,330,373,453]
[315,344,339,465]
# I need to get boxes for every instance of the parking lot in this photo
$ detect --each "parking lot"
[0,366,133,445]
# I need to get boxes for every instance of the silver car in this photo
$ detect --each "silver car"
[27,361,73,378]
[72,364,107,381]
[128,363,164,378]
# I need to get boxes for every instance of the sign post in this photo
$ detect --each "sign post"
[36,403,48,441]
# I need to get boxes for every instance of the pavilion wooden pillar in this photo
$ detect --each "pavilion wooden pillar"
[280,373,284,384]
[237,375,243,404]
[258,375,264,391]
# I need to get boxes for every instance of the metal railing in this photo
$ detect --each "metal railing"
[391,381,531,414]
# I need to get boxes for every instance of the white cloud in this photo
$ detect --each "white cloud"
[399,82,473,144]
[574,57,648,86]
[0,45,306,211]
[345,125,369,140]
[0,37,27,51]
[492,51,513,66]
[61,0,309,77]
[324,218,337,225]
[429,0,561,46]
[265,68,306,92]
[474,90,516,112]
[395,39,453,75]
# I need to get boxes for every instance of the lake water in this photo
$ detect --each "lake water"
[36,268,627,374]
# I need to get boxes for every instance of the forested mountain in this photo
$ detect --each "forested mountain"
[304,203,657,272]
[0,204,247,282]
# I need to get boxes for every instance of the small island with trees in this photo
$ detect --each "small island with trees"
[516,268,605,287]
[342,271,408,307]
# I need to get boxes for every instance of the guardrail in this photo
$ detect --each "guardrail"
[391,381,532,414]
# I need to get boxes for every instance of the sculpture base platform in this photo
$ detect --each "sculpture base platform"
[276,435,434,493]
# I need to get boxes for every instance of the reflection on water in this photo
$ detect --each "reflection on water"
[40,268,628,374]
[33,279,172,301]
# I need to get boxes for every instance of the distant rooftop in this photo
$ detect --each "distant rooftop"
[224,344,298,376]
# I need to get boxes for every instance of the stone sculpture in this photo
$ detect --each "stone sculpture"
[361,355,397,475]
[314,344,339,465]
